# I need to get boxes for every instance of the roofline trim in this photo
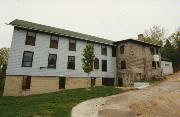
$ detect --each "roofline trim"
[10,23,116,46]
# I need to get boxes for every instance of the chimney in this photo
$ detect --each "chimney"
[138,34,144,41]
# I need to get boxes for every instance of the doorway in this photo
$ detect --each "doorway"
[59,77,66,89]
[91,77,96,87]
[118,77,123,87]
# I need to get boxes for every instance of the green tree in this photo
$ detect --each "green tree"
[81,44,95,88]
[144,25,167,46]
[0,47,9,69]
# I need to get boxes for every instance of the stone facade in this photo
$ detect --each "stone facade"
[3,76,102,96]
[116,41,162,86]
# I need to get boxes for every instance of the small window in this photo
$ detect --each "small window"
[25,31,36,46]
[59,77,66,89]
[22,76,31,90]
[165,64,169,66]
[121,60,126,69]
[120,45,124,54]
[22,51,34,67]
[68,56,75,69]
[48,54,57,68]
[112,46,116,57]
[152,61,156,69]
[101,45,107,56]
[102,60,107,72]
[50,35,59,49]
[156,48,159,54]
[69,39,76,51]
[94,58,99,69]
[157,61,160,67]
[150,48,155,55]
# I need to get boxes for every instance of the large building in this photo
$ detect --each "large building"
[3,19,162,96]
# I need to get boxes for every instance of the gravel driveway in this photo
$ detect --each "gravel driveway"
[72,72,180,117]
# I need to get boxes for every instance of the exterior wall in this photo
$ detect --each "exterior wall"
[116,42,162,86]
[3,76,102,96]
[7,28,116,78]
[161,61,173,75]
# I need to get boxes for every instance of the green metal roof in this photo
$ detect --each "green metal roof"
[9,19,114,45]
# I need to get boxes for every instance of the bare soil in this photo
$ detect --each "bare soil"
[72,72,180,117]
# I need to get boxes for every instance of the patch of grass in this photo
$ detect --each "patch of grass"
[0,86,125,117]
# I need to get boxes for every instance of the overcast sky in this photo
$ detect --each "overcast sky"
[0,0,179,48]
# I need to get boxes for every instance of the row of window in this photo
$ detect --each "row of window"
[25,31,116,57]
[22,51,108,71]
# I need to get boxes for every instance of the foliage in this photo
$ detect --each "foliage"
[144,25,167,46]
[0,47,9,68]
[0,86,125,117]
[81,44,95,75]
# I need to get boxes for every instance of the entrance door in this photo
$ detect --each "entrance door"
[59,77,66,89]
[118,77,123,87]
[91,77,96,87]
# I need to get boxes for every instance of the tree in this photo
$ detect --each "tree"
[81,44,95,88]
[0,47,9,69]
[144,25,167,46]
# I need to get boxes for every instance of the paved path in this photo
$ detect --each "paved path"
[71,72,180,117]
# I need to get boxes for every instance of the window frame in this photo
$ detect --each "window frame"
[67,56,75,70]
[121,60,126,69]
[101,45,107,56]
[25,31,36,46]
[22,51,34,67]
[69,39,76,51]
[102,60,107,72]
[94,58,99,69]
[49,35,59,49]
[48,54,57,69]
[120,45,125,54]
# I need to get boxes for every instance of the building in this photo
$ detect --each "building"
[161,58,173,75]
[3,19,162,96]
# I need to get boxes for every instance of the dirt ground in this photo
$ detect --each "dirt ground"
[71,72,180,117]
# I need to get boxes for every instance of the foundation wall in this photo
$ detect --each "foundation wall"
[3,76,102,96]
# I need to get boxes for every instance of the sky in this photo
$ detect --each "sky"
[0,0,179,48]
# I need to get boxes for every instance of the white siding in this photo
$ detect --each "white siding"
[161,61,173,75]
[7,28,116,78]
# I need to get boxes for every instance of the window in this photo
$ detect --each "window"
[150,48,155,55]
[69,39,76,51]
[94,58,99,69]
[68,56,75,69]
[156,48,159,54]
[121,60,126,69]
[101,45,107,56]
[120,45,124,54]
[112,46,116,57]
[165,64,169,66]
[157,61,160,67]
[102,60,107,72]
[22,51,34,67]
[48,54,57,68]
[22,76,31,90]
[50,35,59,49]
[59,77,66,89]
[152,61,156,69]
[25,31,36,46]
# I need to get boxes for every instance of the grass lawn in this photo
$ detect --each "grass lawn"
[0,86,125,117]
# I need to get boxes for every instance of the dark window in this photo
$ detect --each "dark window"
[102,60,107,72]
[101,45,107,56]
[156,48,159,54]
[22,51,34,67]
[152,61,156,69]
[50,35,59,49]
[25,31,36,46]
[112,46,116,57]
[150,48,155,55]
[68,56,75,69]
[120,45,124,54]
[69,39,76,51]
[121,60,126,69]
[48,54,57,68]
[22,76,31,90]
[59,77,66,89]
[157,61,160,67]
[94,58,99,69]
